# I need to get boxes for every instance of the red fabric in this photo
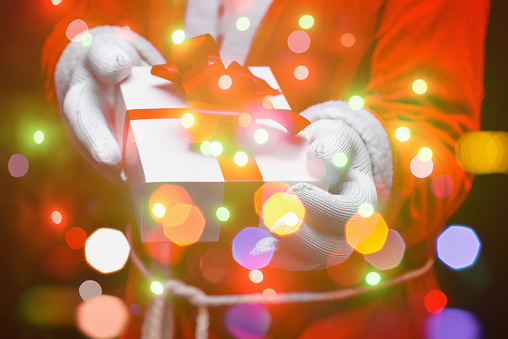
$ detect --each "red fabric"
[41,0,489,338]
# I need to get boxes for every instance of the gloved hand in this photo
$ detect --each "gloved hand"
[253,101,393,271]
[55,26,166,179]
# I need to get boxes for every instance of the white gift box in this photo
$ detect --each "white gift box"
[115,66,327,243]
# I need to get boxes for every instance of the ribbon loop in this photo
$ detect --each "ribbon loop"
[151,34,310,135]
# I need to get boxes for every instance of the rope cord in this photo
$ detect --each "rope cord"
[126,227,435,339]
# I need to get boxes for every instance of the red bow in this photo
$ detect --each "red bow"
[151,34,310,135]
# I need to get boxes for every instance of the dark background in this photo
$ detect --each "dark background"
[1,0,507,337]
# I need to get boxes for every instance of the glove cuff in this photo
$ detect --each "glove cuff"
[300,100,393,200]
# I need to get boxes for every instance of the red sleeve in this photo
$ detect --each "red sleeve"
[363,0,490,245]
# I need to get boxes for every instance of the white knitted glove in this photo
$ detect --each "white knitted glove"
[254,101,393,271]
[55,26,166,179]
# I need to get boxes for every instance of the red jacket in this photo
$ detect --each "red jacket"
[42,0,489,337]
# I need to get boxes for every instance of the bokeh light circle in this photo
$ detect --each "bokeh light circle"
[358,203,374,217]
[431,175,454,198]
[413,79,427,94]
[294,65,309,80]
[225,304,271,339]
[348,95,364,110]
[249,270,263,283]
[395,126,411,142]
[76,295,129,339]
[79,280,102,302]
[210,141,223,156]
[66,227,88,250]
[418,147,433,162]
[51,210,63,224]
[34,130,44,144]
[437,225,481,270]
[200,141,211,155]
[172,30,185,44]
[236,17,251,31]
[218,75,232,90]
[426,308,483,339]
[163,204,205,245]
[130,304,141,315]
[85,228,130,274]
[151,281,163,295]
[261,192,305,236]
[216,206,230,222]
[340,33,356,47]
[234,151,248,166]
[425,290,447,314]
[263,288,276,297]
[299,15,314,29]
[238,113,252,127]
[283,212,299,226]
[254,128,269,144]
[364,229,406,270]
[332,152,348,167]
[152,203,166,218]
[8,154,29,177]
[287,30,311,53]
[232,227,274,270]
[66,19,88,42]
[365,272,381,285]
[81,33,93,47]
[410,156,433,178]
[345,212,388,254]
[181,113,194,128]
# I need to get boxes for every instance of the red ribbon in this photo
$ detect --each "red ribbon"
[151,34,310,135]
